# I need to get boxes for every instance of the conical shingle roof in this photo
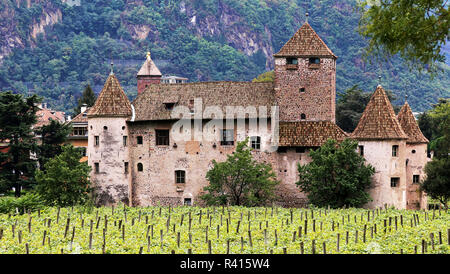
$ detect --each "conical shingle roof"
[397,101,429,144]
[137,52,162,77]
[87,74,132,118]
[352,85,408,140]
[274,22,336,58]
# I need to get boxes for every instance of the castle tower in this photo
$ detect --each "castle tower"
[87,67,133,206]
[137,51,162,95]
[273,19,337,122]
[397,100,429,209]
[352,85,409,209]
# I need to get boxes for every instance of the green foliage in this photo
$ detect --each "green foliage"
[420,157,450,209]
[252,70,274,83]
[0,0,448,113]
[35,120,72,170]
[0,192,44,214]
[0,91,41,197]
[35,145,92,207]
[358,0,449,72]
[0,206,449,254]
[73,84,96,116]
[201,139,279,206]
[297,139,375,208]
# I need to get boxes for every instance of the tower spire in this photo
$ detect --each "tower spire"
[110,60,114,75]
[305,12,309,23]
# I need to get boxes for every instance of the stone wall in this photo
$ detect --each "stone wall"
[405,143,429,209]
[274,57,336,122]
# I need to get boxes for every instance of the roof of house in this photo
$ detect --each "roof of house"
[71,108,89,124]
[87,74,132,118]
[274,22,336,58]
[279,121,348,147]
[352,85,408,141]
[132,81,275,121]
[137,53,162,77]
[397,101,429,144]
[35,107,65,128]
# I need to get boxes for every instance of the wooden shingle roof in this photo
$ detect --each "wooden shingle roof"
[397,102,429,144]
[132,81,275,121]
[87,74,132,118]
[274,22,336,58]
[279,121,348,147]
[352,85,408,141]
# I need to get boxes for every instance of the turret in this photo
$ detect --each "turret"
[137,51,162,95]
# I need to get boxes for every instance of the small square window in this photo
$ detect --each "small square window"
[250,136,261,150]
[309,57,320,64]
[137,136,143,145]
[413,175,420,184]
[391,177,400,187]
[392,145,399,157]
[156,130,170,146]
[221,129,234,146]
[184,198,192,206]
[300,87,305,93]
[94,136,99,146]
[175,170,186,184]
[137,163,143,172]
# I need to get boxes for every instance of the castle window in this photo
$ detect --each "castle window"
[124,162,129,174]
[80,147,87,157]
[156,129,170,146]
[392,145,399,157]
[175,170,186,184]
[358,145,364,156]
[412,149,416,154]
[296,147,306,153]
[278,147,287,153]
[94,136,99,146]
[94,163,99,173]
[309,57,320,64]
[103,126,108,130]
[286,58,298,65]
[250,136,261,150]
[300,87,305,93]
[390,177,399,187]
[137,136,143,145]
[184,198,192,206]
[301,113,306,120]
[413,175,420,184]
[123,136,128,146]
[137,163,143,172]
[220,129,234,146]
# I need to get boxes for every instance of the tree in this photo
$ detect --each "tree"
[296,139,375,208]
[201,139,279,206]
[358,0,449,71]
[35,120,72,170]
[35,145,92,207]
[420,157,450,209]
[336,85,400,132]
[73,84,96,116]
[0,91,40,197]
[252,71,274,83]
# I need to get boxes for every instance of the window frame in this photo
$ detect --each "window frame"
[358,145,364,156]
[137,163,143,172]
[390,177,400,187]
[155,129,170,146]
[250,136,261,150]
[392,145,399,157]
[286,57,298,65]
[94,136,99,146]
[94,163,99,173]
[175,170,186,184]
[123,136,128,147]
[220,129,234,146]
[137,136,143,145]
[124,162,129,174]
[413,175,420,184]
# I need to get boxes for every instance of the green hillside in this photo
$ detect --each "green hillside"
[0,0,448,114]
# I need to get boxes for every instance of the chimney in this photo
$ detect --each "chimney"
[81,103,88,114]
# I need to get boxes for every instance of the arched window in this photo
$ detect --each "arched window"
[137,163,143,172]
[301,113,306,120]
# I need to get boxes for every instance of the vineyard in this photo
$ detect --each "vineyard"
[0,205,449,254]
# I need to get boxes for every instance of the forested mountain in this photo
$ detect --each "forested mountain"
[0,0,449,115]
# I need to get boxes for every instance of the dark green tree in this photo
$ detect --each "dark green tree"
[420,158,450,210]
[35,120,72,170]
[358,0,449,71]
[35,145,92,207]
[201,139,279,206]
[296,139,375,208]
[73,84,96,116]
[0,91,41,197]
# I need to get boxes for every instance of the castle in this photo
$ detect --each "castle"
[86,21,429,209]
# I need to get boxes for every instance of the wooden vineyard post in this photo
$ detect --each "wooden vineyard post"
[346,231,349,245]
[300,242,304,254]
[177,232,180,248]
[208,240,212,254]
[430,233,435,250]
[337,233,340,252]
[312,240,316,254]
[25,243,29,254]
[248,230,253,248]
[322,242,326,254]
[283,247,287,254]
[439,231,442,245]
[89,232,93,249]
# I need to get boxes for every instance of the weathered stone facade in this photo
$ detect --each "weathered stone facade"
[87,21,430,209]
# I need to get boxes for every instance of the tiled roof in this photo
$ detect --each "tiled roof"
[132,81,275,121]
[137,55,162,77]
[352,85,408,141]
[35,107,65,128]
[279,121,348,147]
[397,102,429,144]
[87,74,132,118]
[274,22,336,58]
[71,108,89,124]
